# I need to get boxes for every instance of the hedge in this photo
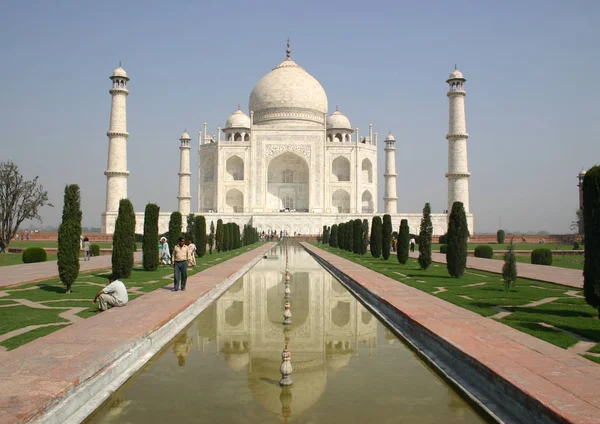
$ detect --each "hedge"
[531,248,552,266]
[439,244,448,254]
[497,229,505,244]
[474,245,494,259]
[22,247,47,263]
[91,244,100,257]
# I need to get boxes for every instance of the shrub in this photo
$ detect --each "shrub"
[497,229,506,244]
[361,219,369,254]
[216,219,223,252]
[208,221,215,254]
[474,245,494,259]
[338,222,346,250]
[112,198,136,278]
[397,219,409,264]
[502,238,517,290]
[370,217,382,258]
[382,215,392,260]
[142,203,159,271]
[186,214,196,244]
[195,215,207,257]
[223,223,230,251]
[446,202,469,278]
[531,248,553,266]
[583,165,600,317]
[439,244,448,253]
[91,244,100,257]
[346,220,353,252]
[330,224,338,248]
[438,233,448,244]
[418,203,433,270]
[58,184,81,293]
[168,212,182,253]
[22,247,47,263]
[353,219,362,254]
[573,240,580,250]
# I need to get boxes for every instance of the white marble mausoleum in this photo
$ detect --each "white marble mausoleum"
[101,43,474,236]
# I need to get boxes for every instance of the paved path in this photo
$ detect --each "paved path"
[0,252,143,288]
[305,243,600,424]
[0,243,275,423]
[409,251,583,288]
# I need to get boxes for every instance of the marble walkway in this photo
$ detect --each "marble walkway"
[0,243,275,423]
[409,251,583,288]
[305,243,600,424]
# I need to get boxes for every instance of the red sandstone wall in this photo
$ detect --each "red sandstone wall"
[25,232,113,242]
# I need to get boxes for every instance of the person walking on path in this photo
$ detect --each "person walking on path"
[187,240,197,267]
[83,237,91,261]
[93,273,129,312]
[172,237,190,291]
[409,237,416,253]
[160,237,171,266]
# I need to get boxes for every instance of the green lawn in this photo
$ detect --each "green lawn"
[313,243,600,364]
[8,240,114,249]
[509,254,584,270]
[0,243,263,350]
[431,243,577,251]
[0,252,85,267]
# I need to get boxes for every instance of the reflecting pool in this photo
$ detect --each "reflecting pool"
[86,244,486,423]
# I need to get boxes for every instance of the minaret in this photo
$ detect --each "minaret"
[383,132,398,213]
[446,66,470,213]
[178,131,192,217]
[103,64,130,231]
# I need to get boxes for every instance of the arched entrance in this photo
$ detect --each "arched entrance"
[267,152,309,212]
[226,188,244,213]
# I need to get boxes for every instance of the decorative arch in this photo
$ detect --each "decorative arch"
[332,189,350,213]
[226,188,244,213]
[267,152,309,212]
[361,158,373,183]
[226,155,244,181]
[335,133,343,142]
[361,190,374,213]
[234,132,242,141]
[331,156,350,182]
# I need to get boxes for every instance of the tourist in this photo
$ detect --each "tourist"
[172,237,189,291]
[83,237,91,261]
[93,273,129,312]
[173,333,192,367]
[187,239,197,267]
[160,237,171,266]
[80,235,83,249]
[409,237,416,252]
[392,236,397,252]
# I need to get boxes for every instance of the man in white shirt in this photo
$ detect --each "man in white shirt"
[93,273,129,311]
[409,237,416,253]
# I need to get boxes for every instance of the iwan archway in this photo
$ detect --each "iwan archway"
[266,152,309,212]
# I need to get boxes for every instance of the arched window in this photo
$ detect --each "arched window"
[361,158,373,183]
[361,191,374,213]
[226,188,244,213]
[282,169,294,183]
[332,156,350,182]
[283,193,294,209]
[234,132,242,141]
[244,133,250,141]
[335,133,342,142]
[226,156,244,181]
[332,189,350,213]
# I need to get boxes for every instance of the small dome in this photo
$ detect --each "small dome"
[579,169,587,177]
[385,132,395,142]
[180,131,190,140]
[446,67,465,82]
[327,108,352,130]
[225,108,251,129]
[112,65,128,79]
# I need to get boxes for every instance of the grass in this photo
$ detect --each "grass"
[431,243,577,252]
[313,243,600,363]
[8,240,114,249]
[509,254,584,270]
[0,243,264,350]
[583,355,600,365]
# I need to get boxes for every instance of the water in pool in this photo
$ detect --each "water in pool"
[86,244,486,423]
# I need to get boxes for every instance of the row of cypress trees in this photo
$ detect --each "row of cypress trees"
[214,219,259,252]
[325,219,370,255]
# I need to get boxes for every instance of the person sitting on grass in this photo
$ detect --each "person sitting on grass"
[93,273,129,312]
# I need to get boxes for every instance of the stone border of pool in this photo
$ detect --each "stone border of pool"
[302,243,600,424]
[0,243,275,424]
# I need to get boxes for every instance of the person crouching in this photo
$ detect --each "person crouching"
[93,273,129,311]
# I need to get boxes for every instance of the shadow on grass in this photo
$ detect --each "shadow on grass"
[39,285,68,294]
[507,307,594,319]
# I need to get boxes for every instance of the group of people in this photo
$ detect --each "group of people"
[390,236,417,253]
[159,236,196,292]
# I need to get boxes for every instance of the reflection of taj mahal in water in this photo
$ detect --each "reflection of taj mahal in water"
[101,41,474,235]
[193,244,378,418]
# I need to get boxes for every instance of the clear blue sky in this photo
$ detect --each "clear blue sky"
[1,0,598,233]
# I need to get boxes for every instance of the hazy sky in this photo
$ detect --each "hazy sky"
[1,0,598,233]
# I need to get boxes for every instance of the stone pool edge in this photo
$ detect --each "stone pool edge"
[39,243,275,424]
[302,243,588,424]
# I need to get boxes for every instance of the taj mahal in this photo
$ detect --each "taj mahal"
[101,42,474,235]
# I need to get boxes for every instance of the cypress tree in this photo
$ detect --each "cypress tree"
[370,216,382,258]
[215,219,223,252]
[142,203,159,271]
[418,202,433,270]
[224,223,231,251]
[234,224,240,248]
[447,201,469,278]
[338,222,345,250]
[502,237,518,290]
[168,211,182,253]
[353,219,362,254]
[361,219,369,254]
[346,221,353,252]
[397,219,410,264]
[583,166,600,317]
[195,215,207,258]
[112,198,136,278]
[322,225,328,244]
[330,224,338,248]
[57,184,82,293]
[208,220,215,254]
[382,214,392,260]
[186,213,196,244]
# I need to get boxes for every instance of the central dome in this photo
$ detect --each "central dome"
[249,56,328,125]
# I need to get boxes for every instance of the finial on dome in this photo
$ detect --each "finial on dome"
[286,38,291,59]
[336,105,339,112]
[119,61,122,67]
[454,64,457,70]
[238,104,241,111]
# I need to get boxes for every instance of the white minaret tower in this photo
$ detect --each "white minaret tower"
[178,131,192,218]
[102,64,130,233]
[383,132,398,213]
[446,66,470,213]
